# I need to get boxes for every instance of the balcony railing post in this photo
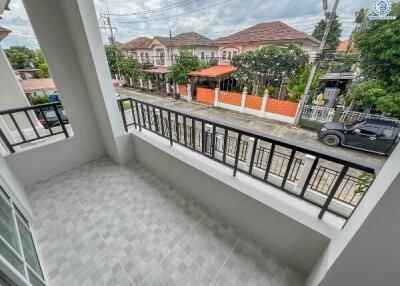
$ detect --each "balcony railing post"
[280,149,296,189]
[130,99,137,129]
[135,101,142,131]
[167,111,173,146]
[247,137,258,175]
[119,100,128,132]
[0,126,15,153]
[233,133,243,177]
[53,104,69,138]
[298,155,319,197]
[318,165,349,219]
[204,124,213,156]
[264,144,276,182]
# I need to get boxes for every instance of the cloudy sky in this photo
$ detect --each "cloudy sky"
[0,0,374,49]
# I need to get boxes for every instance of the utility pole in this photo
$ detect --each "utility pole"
[99,0,121,78]
[294,0,340,126]
[170,30,178,99]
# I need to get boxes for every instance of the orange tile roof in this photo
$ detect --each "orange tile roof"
[336,40,357,52]
[20,78,56,93]
[214,21,320,46]
[189,65,236,78]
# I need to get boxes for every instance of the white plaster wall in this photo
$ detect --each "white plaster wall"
[306,144,400,286]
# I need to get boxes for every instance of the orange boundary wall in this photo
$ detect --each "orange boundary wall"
[265,99,298,117]
[219,91,242,106]
[196,87,215,105]
[178,84,187,96]
[245,95,263,110]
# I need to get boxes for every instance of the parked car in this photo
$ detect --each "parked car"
[38,106,69,128]
[317,119,399,155]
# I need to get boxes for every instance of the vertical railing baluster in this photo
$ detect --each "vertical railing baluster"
[318,165,349,219]
[140,102,146,129]
[300,157,320,198]
[233,133,242,177]
[192,118,196,150]
[280,149,296,189]
[9,113,26,142]
[168,111,173,146]
[211,125,216,158]
[248,138,259,175]
[175,113,179,143]
[201,121,205,153]
[223,129,228,163]
[135,101,142,131]
[153,106,159,134]
[183,115,187,146]
[24,110,40,138]
[119,100,128,132]
[146,104,151,130]
[160,109,165,137]
[53,104,69,138]
[264,143,276,182]
[130,99,137,129]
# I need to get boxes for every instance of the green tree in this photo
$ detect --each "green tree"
[105,44,124,76]
[353,3,400,89]
[286,65,323,102]
[119,56,141,81]
[346,80,386,108]
[4,46,35,69]
[312,12,343,49]
[232,44,309,95]
[169,46,202,84]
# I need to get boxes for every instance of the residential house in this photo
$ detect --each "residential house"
[119,36,153,64]
[318,40,359,107]
[120,32,218,67]
[214,21,321,64]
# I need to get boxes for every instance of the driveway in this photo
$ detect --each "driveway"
[120,89,387,168]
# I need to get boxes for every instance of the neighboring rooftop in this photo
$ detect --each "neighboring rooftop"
[20,78,56,93]
[214,21,321,45]
[0,26,11,41]
[119,36,152,50]
[123,32,216,50]
[189,65,237,78]
[336,39,357,52]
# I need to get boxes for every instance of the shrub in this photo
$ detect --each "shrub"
[32,95,49,105]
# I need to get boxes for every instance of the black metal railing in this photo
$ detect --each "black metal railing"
[118,97,378,222]
[0,102,69,153]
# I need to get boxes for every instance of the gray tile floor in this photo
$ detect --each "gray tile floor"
[27,157,303,286]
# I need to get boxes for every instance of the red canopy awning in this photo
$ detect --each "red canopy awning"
[189,65,236,79]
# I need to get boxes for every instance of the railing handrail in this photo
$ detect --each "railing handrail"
[0,102,62,115]
[118,97,379,175]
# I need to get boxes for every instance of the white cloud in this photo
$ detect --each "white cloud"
[0,0,374,48]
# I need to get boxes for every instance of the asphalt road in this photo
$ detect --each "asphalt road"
[120,89,387,168]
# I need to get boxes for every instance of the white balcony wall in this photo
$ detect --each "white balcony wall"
[4,0,134,187]
[307,144,400,286]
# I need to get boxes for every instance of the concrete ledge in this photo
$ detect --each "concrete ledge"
[131,129,341,274]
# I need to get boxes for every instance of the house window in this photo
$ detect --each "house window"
[222,51,227,60]
[200,52,205,60]
[211,52,215,59]
[140,53,144,62]
[233,51,238,57]
[145,53,149,63]
[0,185,47,285]
[227,51,232,60]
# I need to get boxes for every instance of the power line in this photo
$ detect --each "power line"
[117,0,232,24]
[108,0,200,16]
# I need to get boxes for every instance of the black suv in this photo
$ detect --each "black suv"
[317,119,399,155]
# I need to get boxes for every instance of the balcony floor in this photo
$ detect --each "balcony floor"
[27,157,303,286]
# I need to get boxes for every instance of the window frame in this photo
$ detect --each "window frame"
[0,185,47,286]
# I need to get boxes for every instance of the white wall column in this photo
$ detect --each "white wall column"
[166,82,171,94]
[295,155,315,193]
[245,137,255,168]
[139,78,144,89]
[214,87,220,107]
[241,87,247,113]
[187,83,192,101]
[261,89,269,116]
[148,79,153,90]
